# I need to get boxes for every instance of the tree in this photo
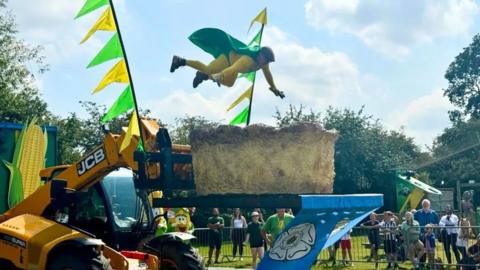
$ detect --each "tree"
[444,34,480,120]
[0,0,50,123]
[275,105,425,209]
[170,116,219,144]
[426,118,480,187]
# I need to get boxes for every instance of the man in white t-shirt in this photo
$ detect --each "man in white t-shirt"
[439,206,460,264]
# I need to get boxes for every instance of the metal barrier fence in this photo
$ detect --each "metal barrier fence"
[191,225,480,269]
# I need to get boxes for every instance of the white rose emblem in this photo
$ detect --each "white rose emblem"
[269,223,316,261]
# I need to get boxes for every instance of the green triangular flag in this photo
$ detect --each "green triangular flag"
[75,0,109,19]
[248,30,262,47]
[101,85,134,123]
[230,106,250,125]
[137,139,144,151]
[239,71,256,82]
[87,33,123,68]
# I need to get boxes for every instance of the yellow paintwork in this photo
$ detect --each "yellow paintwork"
[0,214,107,270]
[400,188,425,213]
[0,119,190,269]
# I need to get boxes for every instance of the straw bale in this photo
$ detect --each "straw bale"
[190,123,337,195]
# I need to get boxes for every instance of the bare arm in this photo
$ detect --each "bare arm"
[262,64,277,90]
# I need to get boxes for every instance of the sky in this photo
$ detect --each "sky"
[6,0,480,148]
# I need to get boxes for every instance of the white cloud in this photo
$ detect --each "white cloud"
[144,26,367,126]
[260,26,365,110]
[305,0,479,58]
[7,0,105,63]
[386,89,454,147]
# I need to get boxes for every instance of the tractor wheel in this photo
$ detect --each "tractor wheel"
[151,241,204,270]
[47,246,112,270]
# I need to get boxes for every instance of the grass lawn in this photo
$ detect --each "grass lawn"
[194,235,454,269]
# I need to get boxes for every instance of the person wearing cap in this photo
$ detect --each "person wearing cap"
[439,206,460,264]
[170,28,284,98]
[245,211,264,268]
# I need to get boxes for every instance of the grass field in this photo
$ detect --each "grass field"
[193,235,456,269]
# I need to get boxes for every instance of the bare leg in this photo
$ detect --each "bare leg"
[215,248,221,263]
[208,247,213,264]
[186,55,229,75]
[251,247,258,268]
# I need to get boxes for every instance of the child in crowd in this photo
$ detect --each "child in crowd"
[341,229,354,266]
[361,212,380,263]
[380,211,398,269]
[423,224,436,269]
[245,211,264,269]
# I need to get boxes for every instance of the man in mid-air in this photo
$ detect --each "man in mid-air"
[170,28,285,99]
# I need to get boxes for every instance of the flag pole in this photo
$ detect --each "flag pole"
[108,0,145,147]
[246,23,265,126]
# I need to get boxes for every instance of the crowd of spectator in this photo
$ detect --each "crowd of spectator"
[202,200,480,269]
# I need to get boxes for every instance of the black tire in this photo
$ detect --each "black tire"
[151,241,204,270]
[47,246,112,270]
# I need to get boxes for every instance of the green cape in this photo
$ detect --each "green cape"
[188,28,261,60]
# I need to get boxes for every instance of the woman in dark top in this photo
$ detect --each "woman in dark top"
[245,211,264,268]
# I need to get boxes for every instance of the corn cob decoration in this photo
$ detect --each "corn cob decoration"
[3,125,26,208]
[2,118,48,208]
[18,118,48,198]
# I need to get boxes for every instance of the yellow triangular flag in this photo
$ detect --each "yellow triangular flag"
[80,7,116,44]
[93,59,129,93]
[248,8,267,32]
[227,86,253,112]
[120,111,140,152]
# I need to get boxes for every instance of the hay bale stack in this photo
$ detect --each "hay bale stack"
[190,123,337,195]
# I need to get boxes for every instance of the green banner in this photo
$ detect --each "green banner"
[75,0,109,19]
[87,33,123,68]
[229,107,250,125]
[101,85,134,123]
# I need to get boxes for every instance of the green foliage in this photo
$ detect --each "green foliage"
[274,105,425,209]
[0,2,49,123]
[170,115,219,144]
[426,118,480,187]
[444,34,480,120]
[274,104,322,128]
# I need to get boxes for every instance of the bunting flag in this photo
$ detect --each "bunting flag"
[75,0,109,19]
[248,8,267,32]
[230,107,250,125]
[227,86,252,112]
[248,29,262,47]
[238,72,256,82]
[120,111,140,152]
[80,7,116,44]
[101,85,134,123]
[87,33,123,68]
[93,59,129,93]
[228,8,267,126]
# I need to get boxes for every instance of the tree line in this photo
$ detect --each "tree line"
[1,0,479,209]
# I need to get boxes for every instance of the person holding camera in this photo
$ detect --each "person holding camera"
[439,206,460,264]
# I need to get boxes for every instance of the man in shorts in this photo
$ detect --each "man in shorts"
[207,208,224,265]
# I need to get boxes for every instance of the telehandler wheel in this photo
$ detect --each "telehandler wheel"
[47,246,112,270]
[152,241,204,270]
